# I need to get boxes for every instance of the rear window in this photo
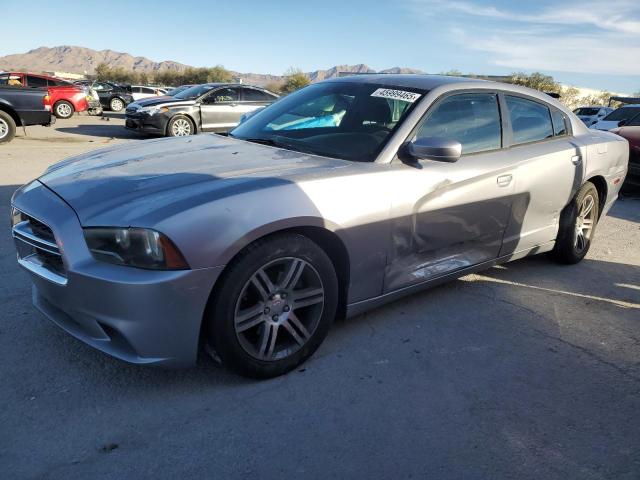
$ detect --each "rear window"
[603,106,640,121]
[573,107,600,116]
[506,96,553,145]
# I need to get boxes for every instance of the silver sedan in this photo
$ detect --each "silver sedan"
[11,75,629,377]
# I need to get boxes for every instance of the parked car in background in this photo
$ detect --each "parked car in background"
[11,75,628,377]
[131,85,166,102]
[591,104,640,130]
[0,85,53,143]
[0,72,89,119]
[611,113,640,187]
[573,106,613,127]
[124,83,278,136]
[92,81,134,112]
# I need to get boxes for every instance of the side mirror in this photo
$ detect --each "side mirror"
[406,137,462,163]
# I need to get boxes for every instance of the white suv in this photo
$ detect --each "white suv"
[573,106,613,127]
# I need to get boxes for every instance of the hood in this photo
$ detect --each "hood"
[39,134,350,226]
[130,96,196,109]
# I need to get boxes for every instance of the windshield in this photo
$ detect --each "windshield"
[230,82,424,161]
[603,106,640,121]
[574,108,600,116]
[173,84,217,100]
[166,85,190,96]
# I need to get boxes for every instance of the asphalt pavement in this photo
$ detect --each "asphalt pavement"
[1,113,639,479]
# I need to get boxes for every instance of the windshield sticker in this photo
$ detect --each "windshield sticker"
[371,88,421,103]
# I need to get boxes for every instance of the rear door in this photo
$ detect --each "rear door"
[199,87,243,132]
[385,91,519,292]
[498,94,581,256]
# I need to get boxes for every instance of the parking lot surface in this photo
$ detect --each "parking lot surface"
[1,114,639,479]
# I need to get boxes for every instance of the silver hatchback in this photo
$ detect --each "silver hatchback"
[12,75,629,377]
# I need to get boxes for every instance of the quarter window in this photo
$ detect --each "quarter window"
[506,96,554,145]
[551,109,568,136]
[416,93,502,155]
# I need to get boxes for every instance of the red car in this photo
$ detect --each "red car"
[0,72,89,119]
[612,113,640,187]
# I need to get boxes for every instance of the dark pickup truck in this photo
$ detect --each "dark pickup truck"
[0,86,54,143]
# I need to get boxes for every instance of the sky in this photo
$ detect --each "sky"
[1,0,639,93]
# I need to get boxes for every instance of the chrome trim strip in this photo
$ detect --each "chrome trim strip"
[12,222,60,256]
[17,254,68,286]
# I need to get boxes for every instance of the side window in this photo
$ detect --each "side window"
[205,88,239,104]
[142,87,156,94]
[93,83,107,91]
[551,109,568,136]
[415,93,502,155]
[506,96,554,145]
[26,76,48,88]
[243,88,277,102]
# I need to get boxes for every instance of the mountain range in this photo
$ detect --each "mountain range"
[0,46,425,86]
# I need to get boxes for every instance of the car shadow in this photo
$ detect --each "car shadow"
[56,125,151,140]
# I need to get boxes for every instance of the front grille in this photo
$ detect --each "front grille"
[12,209,67,284]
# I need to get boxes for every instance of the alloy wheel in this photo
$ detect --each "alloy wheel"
[56,103,72,118]
[172,118,192,136]
[0,118,8,139]
[574,194,595,252]
[111,99,124,111]
[234,257,325,361]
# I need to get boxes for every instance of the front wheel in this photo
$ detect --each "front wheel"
[167,115,194,137]
[109,97,124,112]
[551,181,599,264]
[206,233,338,378]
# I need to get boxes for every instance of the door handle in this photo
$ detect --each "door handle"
[571,155,582,165]
[497,174,513,187]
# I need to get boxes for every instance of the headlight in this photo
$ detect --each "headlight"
[138,105,169,116]
[83,227,189,270]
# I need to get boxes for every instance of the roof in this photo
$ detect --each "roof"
[327,74,485,90]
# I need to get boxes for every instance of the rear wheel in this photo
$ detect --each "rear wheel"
[206,233,338,378]
[54,100,74,119]
[0,111,16,143]
[109,97,124,112]
[167,115,194,137]
[551,181,599,264]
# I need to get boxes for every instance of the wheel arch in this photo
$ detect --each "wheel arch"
[0,103,21,127]
[201,222,351,347]
[585,175,607,216]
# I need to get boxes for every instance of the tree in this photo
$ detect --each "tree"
[264,80,284,94]
[282,68,310,94]
[94,63,112,81]
[508,72,561,94]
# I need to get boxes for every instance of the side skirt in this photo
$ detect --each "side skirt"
[345,241,555,318]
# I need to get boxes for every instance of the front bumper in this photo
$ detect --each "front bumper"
[125,112,169,135]
[11,181,223,367]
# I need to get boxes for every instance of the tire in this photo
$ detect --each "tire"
[206,233,338,378]
[166,115,194,137]
[0,111,16,143]
[109,97,125,112]
[551,181,599,264]
[53,100,74,119]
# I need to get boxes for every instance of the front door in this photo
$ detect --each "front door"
[385,92,518,293]
[199,87,248,132]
